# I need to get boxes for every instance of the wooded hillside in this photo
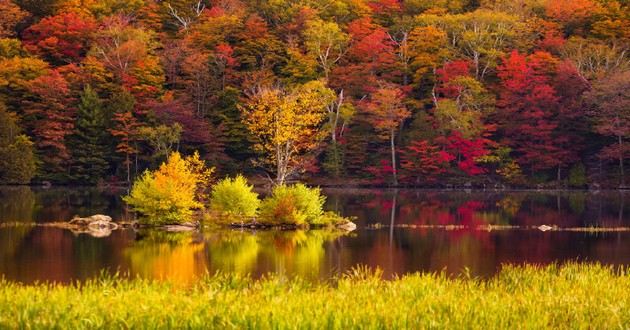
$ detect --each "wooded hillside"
[0,0,628,187]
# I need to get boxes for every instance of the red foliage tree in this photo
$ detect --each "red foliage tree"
[213,43,238,89]
[368,0,402,14]
[110,110,139,184]
[435,60,473,98]
[363,84,411,185]
[151,94,225,165]
[400,139,453,184]
[496,50,576,178]
[366,159,395,185]
[331,18,397,97]
[22,12,97,64]
[586,70,630,186]
[22,70,75,174]
[443,131,490,176]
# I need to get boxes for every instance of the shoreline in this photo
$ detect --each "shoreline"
[1,183,629,192]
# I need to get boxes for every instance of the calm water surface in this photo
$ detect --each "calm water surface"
[0,187,628,283]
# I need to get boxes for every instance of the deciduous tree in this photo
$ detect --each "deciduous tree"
[22,12,97,64]
[109,90,139,184]
[304,19,348,79]
[22,70,74,179]
[0,0,29,38]
[400,139,452,184]
[496,50,574,179]
[363,83,411,185]
[586,70,630,187]
[240,81,332,184]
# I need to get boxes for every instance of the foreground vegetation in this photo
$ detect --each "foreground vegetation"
[0,263,628,329]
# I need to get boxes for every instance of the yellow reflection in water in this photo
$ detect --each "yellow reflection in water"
[207,230,346,278]
[125,231,206,284]
[206,232,260,274]
[124,229,348,282]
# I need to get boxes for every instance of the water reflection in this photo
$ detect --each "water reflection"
[0,186,132,223]
[323,189,629,228]
[0,187,628,282]
[125,231,207,285]
[123,230,349,284]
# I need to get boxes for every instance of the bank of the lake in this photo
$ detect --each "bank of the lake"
[0,263,628,329]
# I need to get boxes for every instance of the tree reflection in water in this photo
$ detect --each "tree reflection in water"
[124,229,348,283]
[0,187,628,282]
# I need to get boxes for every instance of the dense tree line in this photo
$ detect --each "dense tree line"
[0,0,628,187]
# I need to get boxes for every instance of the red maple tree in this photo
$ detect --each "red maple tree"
[400,139,453,184]
[496,50,575,178]
[23,12,97,64]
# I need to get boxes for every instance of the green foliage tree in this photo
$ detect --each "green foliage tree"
[137,123,183,164]
[212,88,254,173]
[70,85,110,184]
[210,175,260,219]
[416,10,521,80]
[303,19,349,79]
[0,103,36,184]
[568,163,587,187]
[322,142,345,178]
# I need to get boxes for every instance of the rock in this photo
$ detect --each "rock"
[87,220,118,231]
[90,214,112,222]
[161,225,197,232]
[66,214,117,237]
[69,214,112,225]
[161,222,199,232]
[85,227,113,238]
[337,221,357,232]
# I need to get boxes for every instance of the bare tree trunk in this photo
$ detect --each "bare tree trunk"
[391,128,398,186]
[276,144,284,185]
[619,192,624,222]
[389,190,397,248]
[619,135,625,187]
[125,153,130,185]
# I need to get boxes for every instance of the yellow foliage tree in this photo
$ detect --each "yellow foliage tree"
[124,151,213,225]
[239,81,334,184]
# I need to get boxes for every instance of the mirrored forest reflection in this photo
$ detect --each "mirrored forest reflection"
[0,187,628,282]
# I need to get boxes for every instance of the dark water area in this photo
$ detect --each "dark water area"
[0,186,629,283]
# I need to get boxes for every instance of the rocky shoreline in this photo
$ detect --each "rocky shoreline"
[3,214,358,237]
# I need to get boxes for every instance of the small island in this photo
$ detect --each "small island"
[119,151,356,232]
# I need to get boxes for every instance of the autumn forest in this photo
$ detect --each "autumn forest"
[0,0,628,188]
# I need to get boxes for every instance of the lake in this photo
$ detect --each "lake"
[0,186,628,283]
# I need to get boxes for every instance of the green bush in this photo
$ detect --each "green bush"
[210,175,260,219]
[569,163,588,187]
[259,184,325,225]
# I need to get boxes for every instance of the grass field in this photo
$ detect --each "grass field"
[0,263,628,329]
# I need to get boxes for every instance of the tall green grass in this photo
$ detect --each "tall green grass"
[0,263,628,329]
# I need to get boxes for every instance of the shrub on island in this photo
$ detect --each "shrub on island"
[258,184,326,226]
[210,175,260,219]
[124,152,213,225]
